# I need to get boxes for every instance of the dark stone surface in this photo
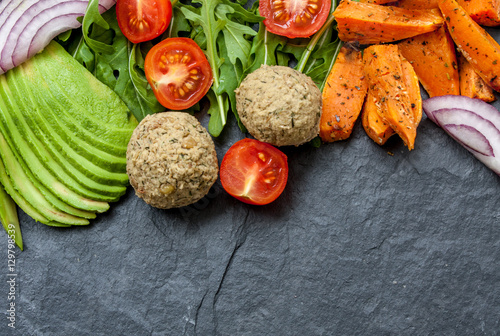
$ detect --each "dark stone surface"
[1,107,499,335]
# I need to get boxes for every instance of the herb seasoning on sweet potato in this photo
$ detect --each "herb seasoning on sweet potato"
[457,0,500,27]
[458,54,496,102]
[362,90,395,145]
[333,0,444,45]
[363,44,421,150]
[401,55,423,124]
[440,0,500,92]
[319,45,368,142]
[398,26,460,97]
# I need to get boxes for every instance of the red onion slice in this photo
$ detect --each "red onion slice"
[441,124,493,157]
[0,0,116,74]
[432,107,500,175]
[423,95,500,131]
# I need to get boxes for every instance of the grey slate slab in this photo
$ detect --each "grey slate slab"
[2,107,499,335]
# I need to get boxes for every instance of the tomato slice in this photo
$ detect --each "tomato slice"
[259,0,331,38]
[220,138,289,205]
[144,38,213,110]
[116,0,172,43]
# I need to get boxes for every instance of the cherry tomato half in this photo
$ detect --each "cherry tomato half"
[259,0,331,38]
[220,138,289,205]
[116,0,172,43]
[144,38,213,110]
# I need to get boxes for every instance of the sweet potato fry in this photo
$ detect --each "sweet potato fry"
[457,0,500,27]
[398,26,460,97]
[333,0,444,45]
[362,90,395,145]
[363,44,418,150]
[458,54,496,102]
[440,0,500,92]
[319,45,368,142]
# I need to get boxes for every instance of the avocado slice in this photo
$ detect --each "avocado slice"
[0,174,24,250]
[0,155,64,227]
[2,74,129,192]
[44,42,138,132]
[0,96,111,212]
[0,89,118,205]
[0,131,88,226]
[28,42,136,146]
[16,63,129,169]
[0,107,101,218]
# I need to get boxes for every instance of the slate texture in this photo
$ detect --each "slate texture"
[1,106,499,336]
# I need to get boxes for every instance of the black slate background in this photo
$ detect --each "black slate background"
[1,107,499,335]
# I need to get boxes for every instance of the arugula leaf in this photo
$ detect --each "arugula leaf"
[295,1,342,90]
[179,0,261,136]
[243,22,289,76]
[81,0,114,53]
[167,4,196,38]
[129,43,164,113]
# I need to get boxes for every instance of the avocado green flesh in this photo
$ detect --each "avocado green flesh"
[3,74,129,191]
[0,106,104,217]
[0,40,137,227]
[44,43,138,132]
[0,155,62,226]
[0,131,88,226]
[16,64,128,168]
[0,90,117,206]
[30,43,136,144]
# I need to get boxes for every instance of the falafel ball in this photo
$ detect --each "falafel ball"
[126,112,218,209]
[235,65,322,146]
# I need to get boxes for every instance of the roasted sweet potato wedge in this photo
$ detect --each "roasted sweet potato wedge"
[398,26,460,97]
[440,0,500,92]
[458,54,496,102]
[334,0,444,44]
[401,55,423,124]
[363,44,420,150]
[457,0,500,27]
[362,90,395,145]
[320,45,368,142]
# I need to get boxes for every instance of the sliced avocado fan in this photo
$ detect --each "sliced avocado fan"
[0,40,138,232]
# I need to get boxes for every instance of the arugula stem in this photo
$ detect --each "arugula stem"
[202,2,226,127]
[0,184,22,250]
[295,12,336,73]
[264,29,270,65]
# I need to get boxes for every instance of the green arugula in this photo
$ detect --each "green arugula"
[59,0,341,137]
[295,1,342,91]
[243,21,290,76]
[179,0,262,136]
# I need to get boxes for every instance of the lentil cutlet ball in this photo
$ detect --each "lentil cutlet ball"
[235,65,322,146]
[126,112,218,209]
